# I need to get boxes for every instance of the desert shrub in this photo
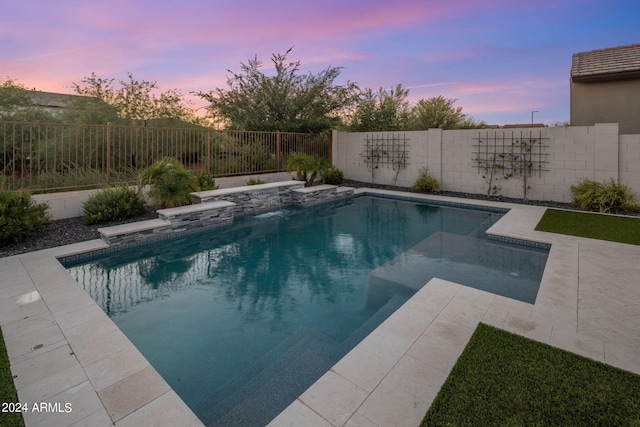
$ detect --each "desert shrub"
[0,189,50,246]
[82,186,145,225]
[246,177,267,185]
[139,157,197,208]
[287,154,329,186]
[571,178,638,213]
[412,168,440,193]
[595,180,638,212]
[193,170,218,191]
[570,179,602,211]
[322,166,344,185]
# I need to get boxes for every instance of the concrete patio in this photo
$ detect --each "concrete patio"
[1,188,639,426]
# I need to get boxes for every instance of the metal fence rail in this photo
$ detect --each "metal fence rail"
[1,121,328,193]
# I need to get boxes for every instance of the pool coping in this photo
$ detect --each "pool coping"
[2,188,639,426]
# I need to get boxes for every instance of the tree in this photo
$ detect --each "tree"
[346,84,411,132]
[67,72,201,126]
[197,47,359,133]
[410,96,486,130]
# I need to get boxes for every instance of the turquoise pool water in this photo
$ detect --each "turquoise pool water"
[64,196,548,426]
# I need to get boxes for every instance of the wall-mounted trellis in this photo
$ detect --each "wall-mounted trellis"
[473,130,550,199]
[361,133,410,183]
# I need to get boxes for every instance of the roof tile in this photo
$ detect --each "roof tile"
[571,43,640,81]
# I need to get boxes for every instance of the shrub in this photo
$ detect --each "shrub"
[286,154,329,186]
[82,186,145,225]
[246,177,266,185]
[322,166,344,185]
[570,179,602,211]
[411,168,440,193]
[193,170,218,191]
[139,157,197,208]
[0,189,50,246]
[571,178,638,213]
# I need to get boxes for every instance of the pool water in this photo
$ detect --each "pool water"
[65,196,548,426]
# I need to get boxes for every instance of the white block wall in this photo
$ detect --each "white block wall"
[32,189,99,220]
[333,124,640,203]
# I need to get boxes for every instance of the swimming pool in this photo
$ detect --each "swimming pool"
[64,196,548,426]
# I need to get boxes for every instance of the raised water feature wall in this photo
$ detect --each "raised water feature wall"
[191,180,305,216]
[98,182,355,245]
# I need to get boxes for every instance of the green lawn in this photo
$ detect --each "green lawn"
[0,328,25,427]
[535,208,640,245]
[422,323,640,426]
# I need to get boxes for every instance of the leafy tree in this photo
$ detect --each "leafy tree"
[457,115,488,129]
[197,47,359,133]
[66,72,202,126]
[347,84,411,132]
[410,96,486,130]
[0,77,55,122]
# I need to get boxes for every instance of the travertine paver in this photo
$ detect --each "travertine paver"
[98,365,171,422]
[1,187,639,427]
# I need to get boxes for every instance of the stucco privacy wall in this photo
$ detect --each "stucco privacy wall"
[332,124,640,203]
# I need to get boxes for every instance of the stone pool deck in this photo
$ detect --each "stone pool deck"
[1,188,639,426]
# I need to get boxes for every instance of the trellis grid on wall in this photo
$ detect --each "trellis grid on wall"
[361,133,410,172]
[472,130,550,178]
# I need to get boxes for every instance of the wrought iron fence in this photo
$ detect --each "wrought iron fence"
[0,121,329,193]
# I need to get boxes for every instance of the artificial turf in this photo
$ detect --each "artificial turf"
[421,323,640,426]
[535,208,640,245]
[0,328,25,427]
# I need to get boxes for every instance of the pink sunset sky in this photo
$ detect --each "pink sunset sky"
[2,0,639,126]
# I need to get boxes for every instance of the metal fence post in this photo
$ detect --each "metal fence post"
[106,122,111,186]
[207,128,211,174]
[328,131,333,167]
[276,131,281,171]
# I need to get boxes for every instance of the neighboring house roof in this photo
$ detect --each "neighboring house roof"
[27,91,86,108]
[571,43,640,82]
[502,123,545,128]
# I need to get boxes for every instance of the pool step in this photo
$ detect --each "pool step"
[368,231,545,303]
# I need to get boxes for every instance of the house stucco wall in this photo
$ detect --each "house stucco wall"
[570,79,640,134]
